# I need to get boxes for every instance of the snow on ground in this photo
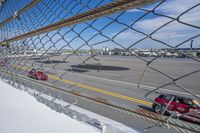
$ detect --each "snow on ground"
[0,80,100,133]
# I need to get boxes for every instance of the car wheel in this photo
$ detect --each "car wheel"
[154,104,165,114]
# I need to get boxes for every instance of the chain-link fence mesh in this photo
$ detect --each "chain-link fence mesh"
[0,0,200,132]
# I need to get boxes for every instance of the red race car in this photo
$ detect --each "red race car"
[28,68,48,80]
[152,93,200,123]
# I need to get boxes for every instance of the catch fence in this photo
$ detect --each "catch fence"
[0,0,200,132]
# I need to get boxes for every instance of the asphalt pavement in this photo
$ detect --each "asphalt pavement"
[4,55,200,133]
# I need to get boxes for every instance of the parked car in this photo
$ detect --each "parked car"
[28,68,48,80]
[152,93,200,123]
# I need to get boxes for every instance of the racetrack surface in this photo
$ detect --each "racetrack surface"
[5,55,200,133]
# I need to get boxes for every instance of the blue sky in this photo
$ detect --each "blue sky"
[1,0,200,50]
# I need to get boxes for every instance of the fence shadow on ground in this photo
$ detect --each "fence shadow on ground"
[71,64,129,71]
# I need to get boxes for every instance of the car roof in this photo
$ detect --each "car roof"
[159,93,193,100]
[35,68,44,70]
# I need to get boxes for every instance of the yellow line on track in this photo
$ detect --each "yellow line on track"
[12,64,152,106]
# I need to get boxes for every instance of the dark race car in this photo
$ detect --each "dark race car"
[28,68,48,80]
[152,93,200,123]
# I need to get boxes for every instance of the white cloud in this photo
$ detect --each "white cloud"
[127,8,144,13]
[155,0,200,17]
[122,0,200,48]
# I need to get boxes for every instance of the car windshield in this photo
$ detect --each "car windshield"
[192,100,200,108]
[179,98,200,108]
